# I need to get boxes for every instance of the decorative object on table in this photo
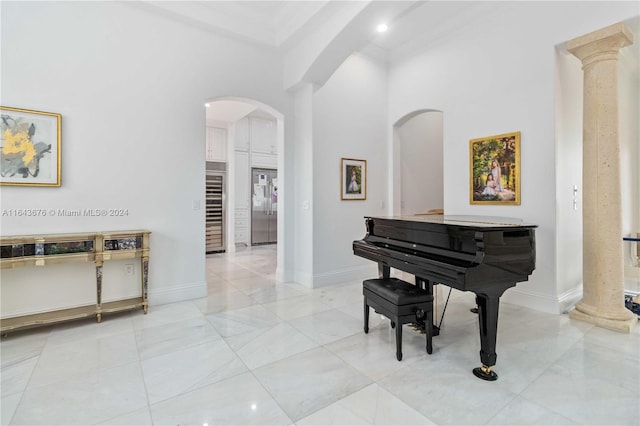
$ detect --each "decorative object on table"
[469,131,520,205]
[0,106,61,187]
[341,158,366,200]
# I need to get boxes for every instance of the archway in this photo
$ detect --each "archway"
[391,109,444,216]
[204,96,287,282]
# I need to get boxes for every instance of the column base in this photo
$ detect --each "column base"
[570,303,637,333]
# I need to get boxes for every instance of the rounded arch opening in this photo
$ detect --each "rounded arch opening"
[391,109,444,217]
[204,96,286,281]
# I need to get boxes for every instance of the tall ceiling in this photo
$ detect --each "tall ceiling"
[136,1,639,123]
[139,1,640,57]
[137,1,495,59]
[140,1,330,49]
[138,0,473,122]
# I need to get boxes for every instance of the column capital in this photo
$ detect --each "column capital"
[567,22,633,66]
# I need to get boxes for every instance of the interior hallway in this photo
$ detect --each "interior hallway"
[1,245,638,425]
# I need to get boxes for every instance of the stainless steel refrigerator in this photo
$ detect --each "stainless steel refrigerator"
[251,168,277,245]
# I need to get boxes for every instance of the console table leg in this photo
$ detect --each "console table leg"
[142,257,149,314]
[96,262,103,322]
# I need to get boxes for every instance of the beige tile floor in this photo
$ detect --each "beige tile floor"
[1,244,639,425]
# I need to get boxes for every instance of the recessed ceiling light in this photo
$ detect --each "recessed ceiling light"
[376,23,388,33]
[205,103,210,107]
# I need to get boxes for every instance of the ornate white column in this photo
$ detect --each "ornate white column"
[567,22,636,332]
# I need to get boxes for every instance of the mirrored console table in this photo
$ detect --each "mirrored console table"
[0,230,150,334]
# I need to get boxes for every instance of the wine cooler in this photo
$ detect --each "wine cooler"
[206,164,226,253]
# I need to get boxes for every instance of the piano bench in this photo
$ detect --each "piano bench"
[363,278,433,361]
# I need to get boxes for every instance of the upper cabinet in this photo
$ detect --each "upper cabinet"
[250,117,277,155]
[206,126,227,162]
[234,117,250,152]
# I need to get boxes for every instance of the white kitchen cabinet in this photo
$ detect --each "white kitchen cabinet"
[234,117,250,152]
[250,117,277,154]
[234,151,250,209]
[206,126,227,162]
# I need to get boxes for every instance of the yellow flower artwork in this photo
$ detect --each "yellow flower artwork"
[1,106,61,186]
[3,128,38,169]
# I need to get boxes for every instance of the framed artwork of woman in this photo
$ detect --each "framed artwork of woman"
[469,131,521,205]
[341,158,366,200]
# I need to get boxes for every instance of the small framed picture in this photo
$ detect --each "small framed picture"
[1,106,61,187]
[470,131,521,205]
[341,158,366,200]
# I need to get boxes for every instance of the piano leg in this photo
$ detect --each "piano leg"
[364,299,369,334]
[396,321,403,361]
[473,292,500,381]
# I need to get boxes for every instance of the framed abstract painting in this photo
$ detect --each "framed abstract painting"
[1,106,61,187]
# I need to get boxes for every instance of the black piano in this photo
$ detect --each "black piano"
[353,215,537,381]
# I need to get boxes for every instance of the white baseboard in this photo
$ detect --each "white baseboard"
[276,267,294,283]
[500,287,562,314]
[290,265,377,289]
[294,270,313,288]
[311,265,377,288]
[557,285,583,314]
[149,281,207,306]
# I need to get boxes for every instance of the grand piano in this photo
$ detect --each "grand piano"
[353,214,537,381]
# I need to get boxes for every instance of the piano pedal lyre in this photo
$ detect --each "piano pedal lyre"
[473,365,498,381]
[408,323,425,334]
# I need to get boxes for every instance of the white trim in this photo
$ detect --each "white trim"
[294,270,313,288]
[557,285,583,314]
[149,281,207,306]
[500,287,562,315]
[276,266,294,283]
[311,265,377,288]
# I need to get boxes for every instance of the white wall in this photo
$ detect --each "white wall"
[388,1,639,313]
[554,47,585,311]
[293,84,315,286]
[397,112,444,216]
[618,20,640,293]
[0,1,292,312]
[311,53,388,285]
[618,22,640,238]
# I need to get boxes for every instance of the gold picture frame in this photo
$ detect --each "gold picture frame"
[341,158,366,200]
[470,131,520,205]
[1,106,61,187]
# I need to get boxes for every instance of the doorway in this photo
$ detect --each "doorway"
[393,110,444,216]
[204,97,286,280]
